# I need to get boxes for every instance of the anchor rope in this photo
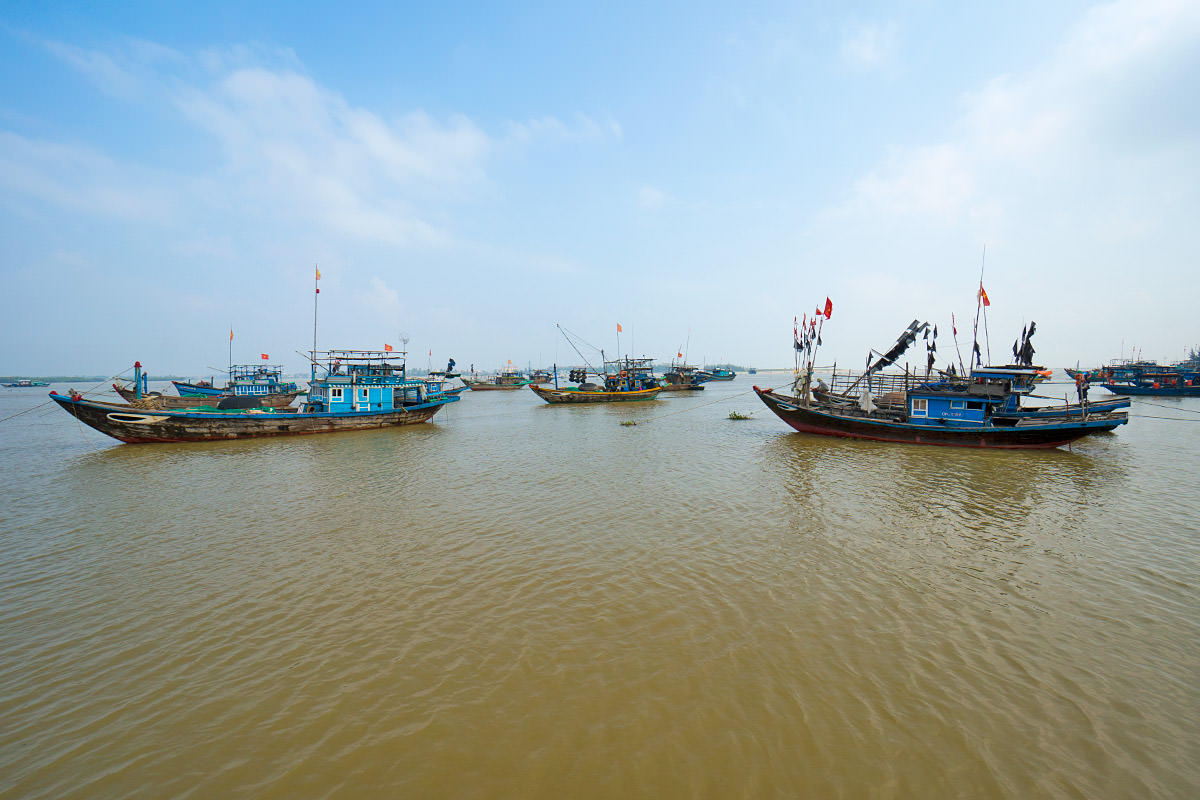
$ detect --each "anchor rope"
[0,366,133,425]
[624,386,767,425]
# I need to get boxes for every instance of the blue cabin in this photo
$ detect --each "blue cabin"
[303,349,438,413]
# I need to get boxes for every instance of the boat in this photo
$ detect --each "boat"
[4,379,49,387]
[747,367,757,375]
[428,357,461,379]
[530,357,662,404]
[49,349,458,444]
[759,317,1128,449]
[528,368,555,384]
[1097,363,1200,396]
[173,363,302,399]
[697,367,736,381]
[659,362,706,392]
[112,363,303,409]
[422,374,468,397]
[461,366,534,390]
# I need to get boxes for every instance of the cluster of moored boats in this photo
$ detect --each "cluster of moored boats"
[46,310,1190,450]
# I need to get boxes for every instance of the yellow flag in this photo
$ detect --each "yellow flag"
[315,265,321,280]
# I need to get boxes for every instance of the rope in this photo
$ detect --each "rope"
[1129,413,1200,422]
[1135,399,1200,415]
[628,386,767,424]
[0,366,132,426]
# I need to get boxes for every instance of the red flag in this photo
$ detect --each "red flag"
[260,353,269,360]
[677,352,683,358]
[824,297,833,319]
[229,329,234,342]
[384,344,393,352]
[816,306,822,317]
[617,323,623,333]
[428,349,432,356]
[979,286,991,307]
[952,313,957,336]
[315,265,321,280]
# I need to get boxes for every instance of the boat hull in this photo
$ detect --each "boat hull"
[530,385,662,404]
[1100,383,1200,396]
[461,379,532,390]
[754,387,1125,449]
[115,386,303,409]
[50,393,454,444]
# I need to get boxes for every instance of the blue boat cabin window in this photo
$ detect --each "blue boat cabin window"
[950,399,965,410]
[911,398,928,416]
[330,387,344,402]
[967,401,983,410]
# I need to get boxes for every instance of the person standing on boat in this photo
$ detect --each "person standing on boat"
[1075,371,1089,409]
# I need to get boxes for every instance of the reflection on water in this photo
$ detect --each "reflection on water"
[0,381,1197,798]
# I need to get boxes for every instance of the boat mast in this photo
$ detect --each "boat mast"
[312,264,320,384]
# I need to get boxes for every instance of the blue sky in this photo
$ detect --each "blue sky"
[1,0,1197,376]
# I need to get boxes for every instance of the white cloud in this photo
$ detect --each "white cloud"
[363,277,402,316]
[638,185,667,210]
[831,0,1200,230]
[0,132,178,223]
[840,22,898,70]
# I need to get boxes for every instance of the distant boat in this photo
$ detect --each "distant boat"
[174,364,301,398]
[747,367,757,375]
[531,357,662,404]
[659,362,706,392]
[50,349,457,444]
[698,367,735,381]
[4,379,49,387]
[428,357,461,379]
[528,368,555,384]
[461,366,534,390]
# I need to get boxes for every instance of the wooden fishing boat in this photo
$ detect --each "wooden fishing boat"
[532,357,662,404]
[755,385,1127,449]
[767,314,1127,448]
[112,362,302,409]
[461,367,533,390]
[174,364,301,398]
[51,350,457,444]
[698,367,736,381]
[659,362,705,392]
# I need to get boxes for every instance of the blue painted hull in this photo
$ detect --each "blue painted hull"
[1100,383,1200,397]
[755,387,1127,449]
[49,392,457,444]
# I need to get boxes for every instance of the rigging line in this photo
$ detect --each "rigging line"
[0,400,54,424]
[630,387,762,425]
[1135,399,1200,414]
[0,365,133,425]
[556,324,596,370]
[1129,413,1200,422]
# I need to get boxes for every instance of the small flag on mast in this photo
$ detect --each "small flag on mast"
[315,265,321,293]
[824,297,833,319]
[979,286,991,307]
[230,329,234,342]
[617,323,623,333]
[261,353,269,360]
[384,344,393,352]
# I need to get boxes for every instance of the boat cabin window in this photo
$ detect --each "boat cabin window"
[950,399,965,410]
[330,387,344,401]
[360,388,369,400]
[911,398,928,416]
[967,401,984,410]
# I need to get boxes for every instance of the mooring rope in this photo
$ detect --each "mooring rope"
[0,366,133,425]
[625,386,768,425]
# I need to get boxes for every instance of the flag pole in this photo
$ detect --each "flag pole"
[312,264,320,384]
[971,245,986,367]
